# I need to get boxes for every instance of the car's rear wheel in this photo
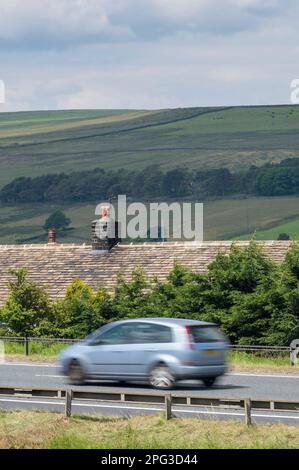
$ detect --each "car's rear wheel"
[149,365,175,390]
[68,359,86,385]
[202,377,216,387]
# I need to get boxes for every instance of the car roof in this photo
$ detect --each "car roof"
[111,318,216,328]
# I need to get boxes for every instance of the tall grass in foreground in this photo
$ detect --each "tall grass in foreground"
[0,411,298,449]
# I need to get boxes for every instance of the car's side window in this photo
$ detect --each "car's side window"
[92,322,173,345]
[97,324,129,345]
[129,323,173,344]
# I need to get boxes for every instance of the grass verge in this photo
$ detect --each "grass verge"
[3,341,67,357]
[229,351,297,374]
[0,411,298,449]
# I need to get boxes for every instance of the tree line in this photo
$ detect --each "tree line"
[2,158,299,204]
[1,241,298,345]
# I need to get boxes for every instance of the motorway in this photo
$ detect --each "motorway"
[0,362,299,424]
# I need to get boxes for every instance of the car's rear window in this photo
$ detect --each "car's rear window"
[188,325,224,343]
[132,323,173,344]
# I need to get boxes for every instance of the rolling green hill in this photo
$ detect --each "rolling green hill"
[2,105,299,243]
[1,105,299,188]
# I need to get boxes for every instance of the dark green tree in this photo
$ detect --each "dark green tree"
[112,267,154,319]
[277,233,290,240]
[43,210,71,232]
[194,241,278,343]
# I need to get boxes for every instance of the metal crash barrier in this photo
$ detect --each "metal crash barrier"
[0,385,298,425]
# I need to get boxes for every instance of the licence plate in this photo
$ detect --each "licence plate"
[205,350,217,356]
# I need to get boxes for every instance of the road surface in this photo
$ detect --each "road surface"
[0,362,298,424]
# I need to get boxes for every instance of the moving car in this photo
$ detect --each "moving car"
[59,318,229,389]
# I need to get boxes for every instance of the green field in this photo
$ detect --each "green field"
[1,195,299,243]
[236,217,299,240]
[2,105,299,242]
[1,105,299,188]
[0,411,298,449]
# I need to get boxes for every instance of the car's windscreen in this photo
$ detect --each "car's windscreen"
[85,324,110,342]
[188,326,224,343]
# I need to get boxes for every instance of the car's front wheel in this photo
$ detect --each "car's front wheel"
[149,365,175,390]
[68,359,86,385]
[202,377,216,387]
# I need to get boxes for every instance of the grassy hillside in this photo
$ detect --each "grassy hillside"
[1,196,299,243]
[2,105,299,243]
[1,105,299,188]
[236,217,299,240]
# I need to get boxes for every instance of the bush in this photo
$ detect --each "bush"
[51,280,111,338]
[0,268,52,336]
[277,233,290,240]
[44,210,71,232]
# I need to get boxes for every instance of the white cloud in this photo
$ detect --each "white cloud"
[0,0,134,47]
[0,0,298,111]
[0,0,294,48]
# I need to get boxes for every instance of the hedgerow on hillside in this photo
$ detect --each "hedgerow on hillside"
[2,158,299,205]
[1,241,298,345]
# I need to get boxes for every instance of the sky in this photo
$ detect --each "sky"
[0,0,298,111]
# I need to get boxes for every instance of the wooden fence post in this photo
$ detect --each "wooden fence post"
[24,337,29,356]
[244,398,252,426]
[165,394,172,420]
[65,389,73,418]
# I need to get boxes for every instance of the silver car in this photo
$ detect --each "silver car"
[59,318,229,389]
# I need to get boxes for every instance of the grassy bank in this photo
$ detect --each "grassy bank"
[0,411,298,449]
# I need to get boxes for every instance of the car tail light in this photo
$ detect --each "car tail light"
[185,326,196,350]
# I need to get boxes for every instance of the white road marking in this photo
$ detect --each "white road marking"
[229,372,299,379]
[33,371,299,380]
[177,409,299,420]
[1,363,56,368]
[0,397,298,421]
[35,375,62,378]
[0,398,65,405]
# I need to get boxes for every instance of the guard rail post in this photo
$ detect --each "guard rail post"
[290,340,299,366]
[244,398,252,426]
[165,394,172,420]
[24,337,29,357]
[65,389,73,418]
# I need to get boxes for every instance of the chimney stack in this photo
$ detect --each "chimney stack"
[48,229,56,244]
[91,205,120,252]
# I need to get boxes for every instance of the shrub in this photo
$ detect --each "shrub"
[1,268,52,336]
